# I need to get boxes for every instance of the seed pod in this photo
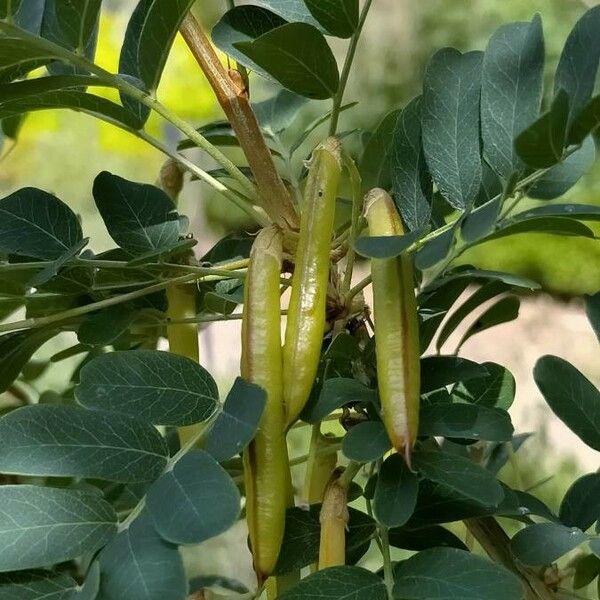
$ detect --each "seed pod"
[242,226,288,582]
[365,188,420,460]
[283,137,342,426]
[318,468,348,570]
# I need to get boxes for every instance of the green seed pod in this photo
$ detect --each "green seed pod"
[242,226,288,582]
[365,188,420,460]
[283,137,342,426]
[318,468,348,570]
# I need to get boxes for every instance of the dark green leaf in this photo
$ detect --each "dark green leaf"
[424,268,541,292]
[0,0,23,18]
[554,6,600,124]
[0,404,168,482]
[212,5,287,80]
[421,356,489,393]
[414,225,456,271]
[453,362,516,410]
[391,97,433,230]
[119,0,196,124]
[0,38,59,81]
[388,525,467,552]
[412,449,505,506]
[374,454,418,528]
[457,296,520,350]
[436,282,508,351]
[302,377,378,424]
[0,328,56,392]
[274,506,376,575]
[528,136,596,199]
[204,377,265,462]
[481,16,544,179]
[509,490,559,522]
[569,95,600,144]
[461,197,502,243]
[0,485,117,572]
[354,228,423,259]
[201,233,253,265]
[360,109,399,191]
[515,90,569,169]
[99,511,186,600]
[422,49,483,209]
[253,89,309,134]
[146,450,240,544]
[304,0,358,38]
[76,562,100,600]
[586,291,600,343]
[78,306,136,346]
[0,75,110,100]
[252,0,320,28]
[279,566,386,600]
[235,23,339,99]
[0,569,78,600]
[534,355,600,452]
[76,350,218,427]
[41,0,101,76]
[511,522,588,566]
[486,216,595,241]
[420,403,513,441]
[393,547,523,600]
[485,433,532,474]
[92,172,180,256]
[342,421,391,462]
[573,554,600,590]
[0,187,82,260]
[177,120,239,151]
[559,473,600,532]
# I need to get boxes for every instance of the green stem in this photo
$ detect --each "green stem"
[379,525,395,600]
[345,274,372,303]
[341,153,364,295]
[0,20,257,201]
[329,0,374,136]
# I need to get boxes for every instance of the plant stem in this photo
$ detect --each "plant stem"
[329,0,374,136]
[179,13,298,230]
[0,21,257,202]
[341,153,364,295]
[346,274,372,303]
[379,525,395,600]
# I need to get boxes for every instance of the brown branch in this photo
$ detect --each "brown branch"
[465,517,557,600]
[179,13,299,230]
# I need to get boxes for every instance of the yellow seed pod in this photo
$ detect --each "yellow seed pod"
[318,469,348,570]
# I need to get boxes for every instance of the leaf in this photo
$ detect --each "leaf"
[461,196,502,243]
[304,0,358,38]
[481,16,544,179]
[373,454,419,528]
[0,328,56,393]
[534,355,600,451]
[76,562,100,600]
[0,38,58,81]
[425,268,541,292]
[421,356,489,393]
[251,0,320,28]
[436,281,508,351]
[419,404,514,442]
[585,291,600,343]
[146,450,240,544]
[514,90,569,169]
[279,566,387,600]
[235,23,339,99]
[422,49,483,210]
[0,0,23,18]
[92,172,180,257]
[302,377,378,424]
[485,433,532,474]
[253,89,309,135]
[118,0,196,124]
[393,547,523,600]
[274,506,376,575]
[0,570,78,600]
[0,485,117,573]
[559,473,600,532]
[354,228,423,259]
[77,306,136,346]
[528,136,596,199]
[554,6,600,124]
[41,0,101,76]
[458,296,520,350]
[511,522,589,566]
[485,216,595,242]
[0,187,82,260]
[569,95,600,144]
[453,362,516,410]
[388,525,467,552]
[359,109,400,191]
[212,5,287,80]
[573,554,600,590]
[342,421,391,463]
[0,404,168,482]
[414,225,456,271]
[412,449,505,506]
[76,349,218,427]
[98,511,186,600]
[204,377,266,462]
[391,97,433,231]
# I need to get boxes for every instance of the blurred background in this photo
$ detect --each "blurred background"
[1,0,599,595]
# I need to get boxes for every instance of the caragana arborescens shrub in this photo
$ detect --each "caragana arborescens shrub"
[0,1,599,599]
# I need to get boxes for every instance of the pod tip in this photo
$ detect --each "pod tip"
[318,136,342,164]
